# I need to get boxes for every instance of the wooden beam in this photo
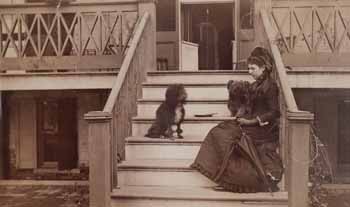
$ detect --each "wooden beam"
[0,72,117,90]
[282,53,350,67]
[0,55,122,71]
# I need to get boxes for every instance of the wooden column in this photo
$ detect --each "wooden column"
[84,111,112,207]
[287,111,314,207]
[138,0,156,72]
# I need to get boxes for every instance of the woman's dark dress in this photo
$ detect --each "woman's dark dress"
[191,75,283,192]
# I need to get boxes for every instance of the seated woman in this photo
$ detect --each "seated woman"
[191,47,283,193]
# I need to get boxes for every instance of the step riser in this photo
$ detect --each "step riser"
[142,87,229,100]
[112,199,287,207]
[147,74,253,84]
[132,122,216,137]
[125,145,200,160]
[137,103,230,117]
[118,170,215,187]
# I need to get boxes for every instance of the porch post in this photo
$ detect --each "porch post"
[138,0,156,72]
[84,111,112,207]
[287,111,314,207]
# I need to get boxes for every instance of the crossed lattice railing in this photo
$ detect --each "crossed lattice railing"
[0,2,138,70]
[270,1,350,53]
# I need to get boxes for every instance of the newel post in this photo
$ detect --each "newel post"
[287,111,314,207]
[84,111,112,207]
[138,0,156,72]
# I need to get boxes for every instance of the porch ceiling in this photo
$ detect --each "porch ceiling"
[0,71,118,91]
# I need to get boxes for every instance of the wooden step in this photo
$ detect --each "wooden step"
[111,186,288,207]
[125,136,202,160]
[137,99,230,117]
[142,83,230,100]
[146,70,253,84]
[118,159,215,187]
[132,116,234,137]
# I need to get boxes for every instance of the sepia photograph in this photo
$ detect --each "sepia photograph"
[0,0,349,206]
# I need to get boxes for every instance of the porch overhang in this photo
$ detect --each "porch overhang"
[0,72,117,90]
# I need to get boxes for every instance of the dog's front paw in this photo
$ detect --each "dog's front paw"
[177,134,184,139]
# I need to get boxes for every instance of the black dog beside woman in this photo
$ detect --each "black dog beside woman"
[191,47,284,193]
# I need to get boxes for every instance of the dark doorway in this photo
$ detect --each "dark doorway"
[338,100,350,172]
[184,3,234,70]
[37,98,77,170]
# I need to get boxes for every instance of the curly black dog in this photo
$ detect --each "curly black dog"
[227,80,251,118]
[145,84,187,139]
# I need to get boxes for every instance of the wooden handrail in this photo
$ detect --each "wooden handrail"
[103,12,150,112]
[260,9,299,112]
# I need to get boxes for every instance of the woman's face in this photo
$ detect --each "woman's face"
[248,63,265,80]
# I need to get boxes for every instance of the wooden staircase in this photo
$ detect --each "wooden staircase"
[111,71,288,207]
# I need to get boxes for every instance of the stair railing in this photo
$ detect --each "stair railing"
[84,0,156,206]
[260,9,314,207]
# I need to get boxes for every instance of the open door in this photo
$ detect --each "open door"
[181,1,236,70]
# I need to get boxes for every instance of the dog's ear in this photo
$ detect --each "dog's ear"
[227,80,234,90]
[165,84,178,104]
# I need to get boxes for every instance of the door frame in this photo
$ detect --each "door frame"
[178,0,239,70]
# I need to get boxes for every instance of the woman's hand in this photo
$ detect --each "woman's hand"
[236,117,258,126]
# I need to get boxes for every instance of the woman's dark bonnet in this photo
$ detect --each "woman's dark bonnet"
[247,47,274,73]
[248,47,276,99]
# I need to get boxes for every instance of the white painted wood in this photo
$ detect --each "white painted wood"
[118,170,216,187]
[120,158,194,169]
[137,100,230,117]
[126,144,200,160]
[181,41,199,71]
[142,84,229,100]
[132,119,226,137]
[145,71,350,92]
[9,99,19,168]
[111,186,288,207]
[18,99,36,169]
[112,199,287,207]
[78,94,101,166]
[0,73,117,90]
[181,0,235,4]
[146,71,253,84]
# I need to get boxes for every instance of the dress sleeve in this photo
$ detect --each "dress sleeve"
[256,81,280,124]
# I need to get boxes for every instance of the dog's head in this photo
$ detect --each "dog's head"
[165,84,187,108]
[227,80,250,104]
[227,80,251,117]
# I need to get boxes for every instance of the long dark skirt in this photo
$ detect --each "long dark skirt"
[191,120,283,193]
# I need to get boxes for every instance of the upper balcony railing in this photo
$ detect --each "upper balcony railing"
[270,0,350,67]
[0,1,139,72]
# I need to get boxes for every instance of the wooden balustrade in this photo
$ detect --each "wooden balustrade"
[260,9,314,207]
[0,1,139,71]
[269,0,350,66]
[84,1,156,206]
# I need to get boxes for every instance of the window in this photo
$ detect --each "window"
[156,0,176,31]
